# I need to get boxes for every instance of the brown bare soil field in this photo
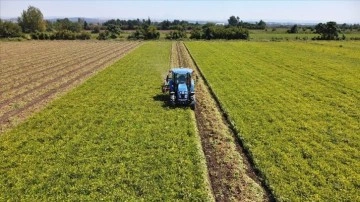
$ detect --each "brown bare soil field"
[170,41,270,201]
[0,41,141,133]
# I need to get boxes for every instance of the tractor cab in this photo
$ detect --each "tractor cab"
[163,67,195,109]
[172,68,193,89]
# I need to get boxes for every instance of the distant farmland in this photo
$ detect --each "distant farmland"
[186,41,360,201]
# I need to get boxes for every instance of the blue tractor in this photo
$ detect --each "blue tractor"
[162,68,196,109]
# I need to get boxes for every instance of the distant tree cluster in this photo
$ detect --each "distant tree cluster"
[190,23,249,40]
[165,30,187,40]
[30,30,91,40]
[158,20,193,30]
[340,23,360,31]
[103,18,193,31]
[165,26,187,40]
[103,18,144,30]
[97,24,121,40]
[287,24,299,33]
[127,19,160,40]
[285,21,348,41]
[313,21,345,40]
[228,15,267,29]
[51,18,84,32]
[128,26,160,40]
[0,19,22,38]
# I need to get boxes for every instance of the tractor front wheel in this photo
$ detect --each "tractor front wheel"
[170,94,176,107]
[190,101,195,110]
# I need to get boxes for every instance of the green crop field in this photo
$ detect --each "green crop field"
[0,42,212,201]
[186,41,360,201]
[249,29,360,41]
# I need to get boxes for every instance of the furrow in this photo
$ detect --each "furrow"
[176,41,272,202]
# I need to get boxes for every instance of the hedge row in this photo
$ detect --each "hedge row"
[31,30,91,40]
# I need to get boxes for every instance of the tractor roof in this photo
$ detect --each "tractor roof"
[171,68,193,74]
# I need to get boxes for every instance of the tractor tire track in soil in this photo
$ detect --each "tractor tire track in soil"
[0,42,141,133]
[171,41,272,202]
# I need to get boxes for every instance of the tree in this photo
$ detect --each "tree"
[165,26,187,40]
[257,20,266,29]
[228,15,239,26]
[314,21,341,40]
[202,23,215,40]
[143,25,160,40]
[0,19,22,38]
[190,27,202,39]
[18,6,46,33]
[83,21,89,30]
[287,24,299,33]
[128,25,159,40]
[190,23,249,40]
[45,20,54,32]
[91,25,100,33]
[97,31,109,40]
[127,28,144,40]
[106,24,121,39]
[145,18,151,26]
[160,20,171,30]
[54,18,82,32]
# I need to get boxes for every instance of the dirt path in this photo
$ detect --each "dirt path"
[170,41,271,201]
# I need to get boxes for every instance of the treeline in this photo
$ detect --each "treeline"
[87,16,253,40]
[103,18,194,30]
[1,5,359,41]
[0,6,92,40]
[30,30,91,40]
[0,6,257,40]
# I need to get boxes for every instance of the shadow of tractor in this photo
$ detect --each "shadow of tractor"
[153,93,170,108]
[153,93,190,110]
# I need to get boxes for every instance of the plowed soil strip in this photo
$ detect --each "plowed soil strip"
[1,42,132,85]
[1,41,91,74]
[0,41,141,133]
[0,43,137,103]
[171,41,270,202]
[0,43,138,110]
[0,43,116,85]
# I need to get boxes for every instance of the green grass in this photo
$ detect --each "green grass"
[0,42,211,201]
[249,29,316,41]
[186,41,360,201]
[250,29,360,41]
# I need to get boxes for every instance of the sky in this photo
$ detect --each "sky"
[1,0,359,23]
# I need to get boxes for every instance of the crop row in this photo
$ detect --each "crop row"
[186,41,360,201]
[0,42,212,200]
[175,41,267,201]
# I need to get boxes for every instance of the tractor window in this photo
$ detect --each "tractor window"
[177,74,186,84]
